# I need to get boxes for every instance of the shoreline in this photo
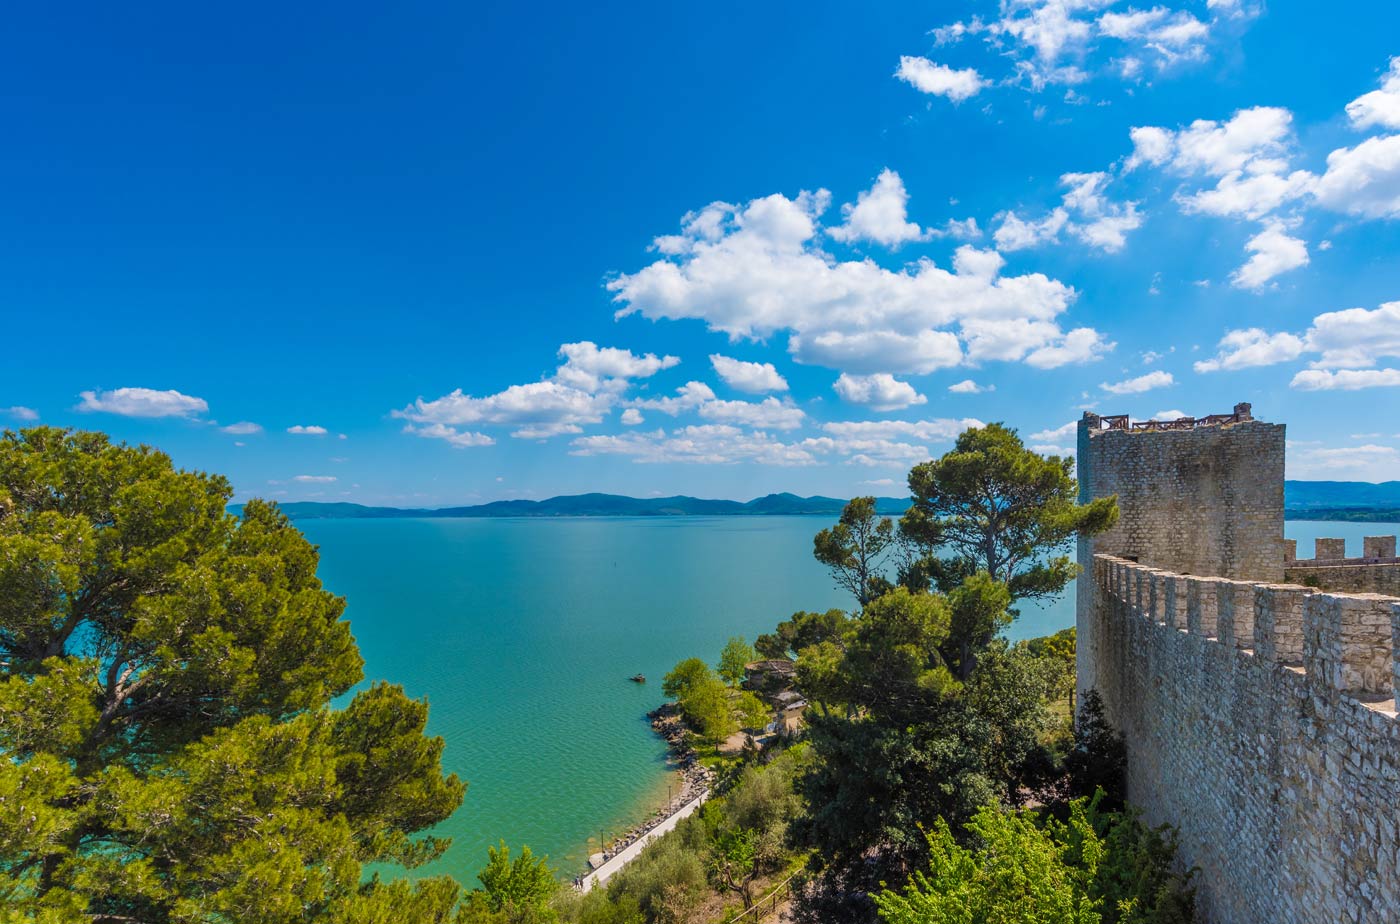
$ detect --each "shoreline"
[571,703,711,888]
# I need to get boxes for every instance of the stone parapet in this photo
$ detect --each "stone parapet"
[1089,553,1400,921]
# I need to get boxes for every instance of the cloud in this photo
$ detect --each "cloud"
[77,387,208,418]
[1314,134,1400,219]
[1345,57,1400,130]
[1194,328,1307,372]
[820,418,983,442]
[994,173,1141,254]
[397,341,678,444]
[553,341,680,392]
[4,406,38,421]
[570,425,819,466]
[895,56,986,102]
[948,379,994,394]
[287,424,329,435]
[828,169,927,247]
[1098,8,1208,48]
[994,208,1069,250]
[833,373,928,411]
[629,381,805,429]
[1289,444,1400,481]
[609,190,1100,375]
[401,423,495,448]
[397,381,608,439]
[926,0,1242,95]
[1152,106,1296,177]
[1153,410,1188,420]
[1290,369,1400,391]
[709,355,789,393]
[1101,370,1175,394]
[860,478,898,487]
[220,421,263,435]
[1305,301,1400,368]
[293,475,338,483]
[1029,421,1077,442]
[1231,223,1309,289]
[1178,169,1316,220]
[620,408,644,425]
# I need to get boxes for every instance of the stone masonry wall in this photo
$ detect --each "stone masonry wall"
[1075,406,1286,696]
[1286,536,1400,595]
[1076,411,1287,583]
[1086,556,1400,923]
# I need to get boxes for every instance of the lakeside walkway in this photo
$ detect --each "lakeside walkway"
[577,789,710,893]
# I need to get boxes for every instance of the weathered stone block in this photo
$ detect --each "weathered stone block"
[1365,536,1398,560]
[1316,537,1348,561]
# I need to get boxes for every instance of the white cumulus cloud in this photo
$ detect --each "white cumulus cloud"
[1290,369,1400,391]
[1314,134,1400,220]
[609,190,1102,375]
[948,379,994,394]
[1231,223,1309,289]
[709,355,789,393]
[833,373,928,411]
[1101,370,1175,394]
[5,406,39,421]
[829,169,927,247]
[78,387,208,419]
[895,56,987,102]
[1345,57,1400,130]
[221,421,263,435]
[1194,328,1307,372]
[287,424,329,435]
[401,423,495,448]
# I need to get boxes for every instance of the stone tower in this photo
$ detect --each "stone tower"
[1075,403,1287,693]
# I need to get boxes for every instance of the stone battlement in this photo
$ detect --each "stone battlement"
[1077,404,1400,922]
[1096,554,1400,702]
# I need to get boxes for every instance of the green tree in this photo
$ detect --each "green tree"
[814,497,897,605]
[900,424,1118,602]
[662,657,711,700]
[755,608,849,661]
[874,804,1104,924]
[1064,691,1128,808]
[717,636,758,686]
[839,587,954,713]
[470,841,558,923]
[679,674,738,742]
[875,798,1194,924]
[0,427,465,921]
[732,690,771,731]
[943,571,1013,681]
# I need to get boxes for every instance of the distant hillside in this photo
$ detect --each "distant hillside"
[1285,481,1400,510]
[234,482,1400,522]
[235,493,913,521]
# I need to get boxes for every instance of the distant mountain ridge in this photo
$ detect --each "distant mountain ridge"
[234,492,913,521]
[230,482,1400,522]
[1283,480,1400,509]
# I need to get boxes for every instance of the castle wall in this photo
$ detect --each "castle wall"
[1285,536,1400,595]
[1086,557,1400,923]
[1075,406,1286,697]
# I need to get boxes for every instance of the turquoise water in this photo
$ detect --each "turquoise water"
[300,516,1391,884]
[302,516,1069,882]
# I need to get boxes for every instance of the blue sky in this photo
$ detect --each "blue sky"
[4,0,1400,505]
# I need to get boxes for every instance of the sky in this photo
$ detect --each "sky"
[3,0,1400,505]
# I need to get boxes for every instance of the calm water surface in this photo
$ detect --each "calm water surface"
[300,516,1394,883]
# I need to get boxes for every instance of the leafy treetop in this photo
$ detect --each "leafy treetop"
[900,423,1118,602]
[0,427,465,922]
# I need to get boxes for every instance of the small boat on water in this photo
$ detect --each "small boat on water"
[629,674,646,683]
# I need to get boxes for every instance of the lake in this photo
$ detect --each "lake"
[300,516,1398,884]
